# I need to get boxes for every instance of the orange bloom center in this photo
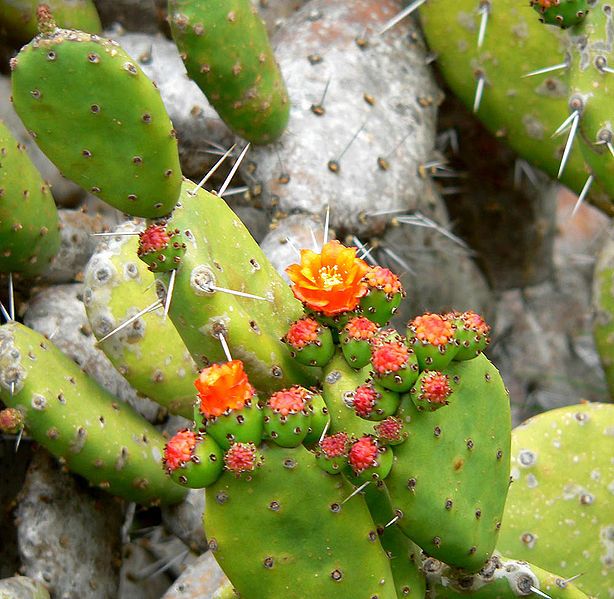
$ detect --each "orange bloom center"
[421,371,452,404]
[411,313,454,346]
[194,360,255,419]
[364,267,403,295]
[285,240,370,316]
[285,317,320,349]
[163,429,196,471]
[344,316,378,340]
[268,386,309,416]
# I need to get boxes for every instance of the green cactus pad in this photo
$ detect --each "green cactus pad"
[155,178,315,393]
[0,322,186,505]
[0,120,60,276]
[385,354,511,572]
[531,0,589,28]
[168,0,290,144]
[11,20,182,217]
[0,0,102,44]
[418,0,608,208]
[83,224,199,419]
[497,402,614,597]
[205,443,397,599]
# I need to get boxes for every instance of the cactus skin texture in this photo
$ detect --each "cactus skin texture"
[154,178,316,392]
[10,14,182,218]
[423,553,592,598]
[0,321,186,505]
[0,0,101,44]
[497,402,614,598]
[0,119,60,276]
[418,0,611,212]
[385,354,511,572]
[83,223,199,418]
[204,443,397,599]
[168,0,290,144]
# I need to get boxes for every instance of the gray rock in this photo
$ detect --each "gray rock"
[0,576,50,599]
[0,77,85,208]
[161,552,229,599]
[23,284,161,422]
[252,0,310,36]
[109,31,234,180]
[161,489,207,554]
[16,450,123,599]
[42,209,119,284]
[243,0,442,237]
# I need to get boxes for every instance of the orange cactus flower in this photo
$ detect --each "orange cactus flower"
[194,360,255,419]
[286,240,370,316]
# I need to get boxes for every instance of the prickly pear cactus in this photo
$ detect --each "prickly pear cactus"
[83,222,199,418]
[168,0,290,144]
[497,402,614,598]
[0,0,101,44]
[417,0,614,212]
[10,7,182,217]
[0,119,60,276]
[0,321,186,505]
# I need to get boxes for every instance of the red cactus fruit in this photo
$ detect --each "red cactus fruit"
[320,432,350,458]
[353,383,378,418]
[411,313,454,346]
[420,371,452,405]
[163,429,197,473]
[224,442,260,473]
[344,316,378,340]
[0,407,24,434]
[371,340,409,374]
[348,436,379,474]
[364,266,404,296]
[284,317,321,349]
[375,417,404,443]
[137,224,170,255]
[457,310,490,335]
[267,386,309,416]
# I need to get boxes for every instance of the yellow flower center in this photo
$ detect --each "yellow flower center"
[319,265,343,289]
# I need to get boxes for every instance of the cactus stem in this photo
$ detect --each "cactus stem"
[477,2,490,49]
[218,332,233,362]
[95,299,163,345]
[557,111,580,179]
[385,514,400,528]
[190,144,236,196]
[341,480,371,504]
[218,143,251,198]
[472,73,486,114]
[323,204,330,246]
[529,586,552,599]
[521,60,568,78]
[376,0,427,35]
[163,268,177,320]
[8,273,15,321]
[571,174,594,218]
